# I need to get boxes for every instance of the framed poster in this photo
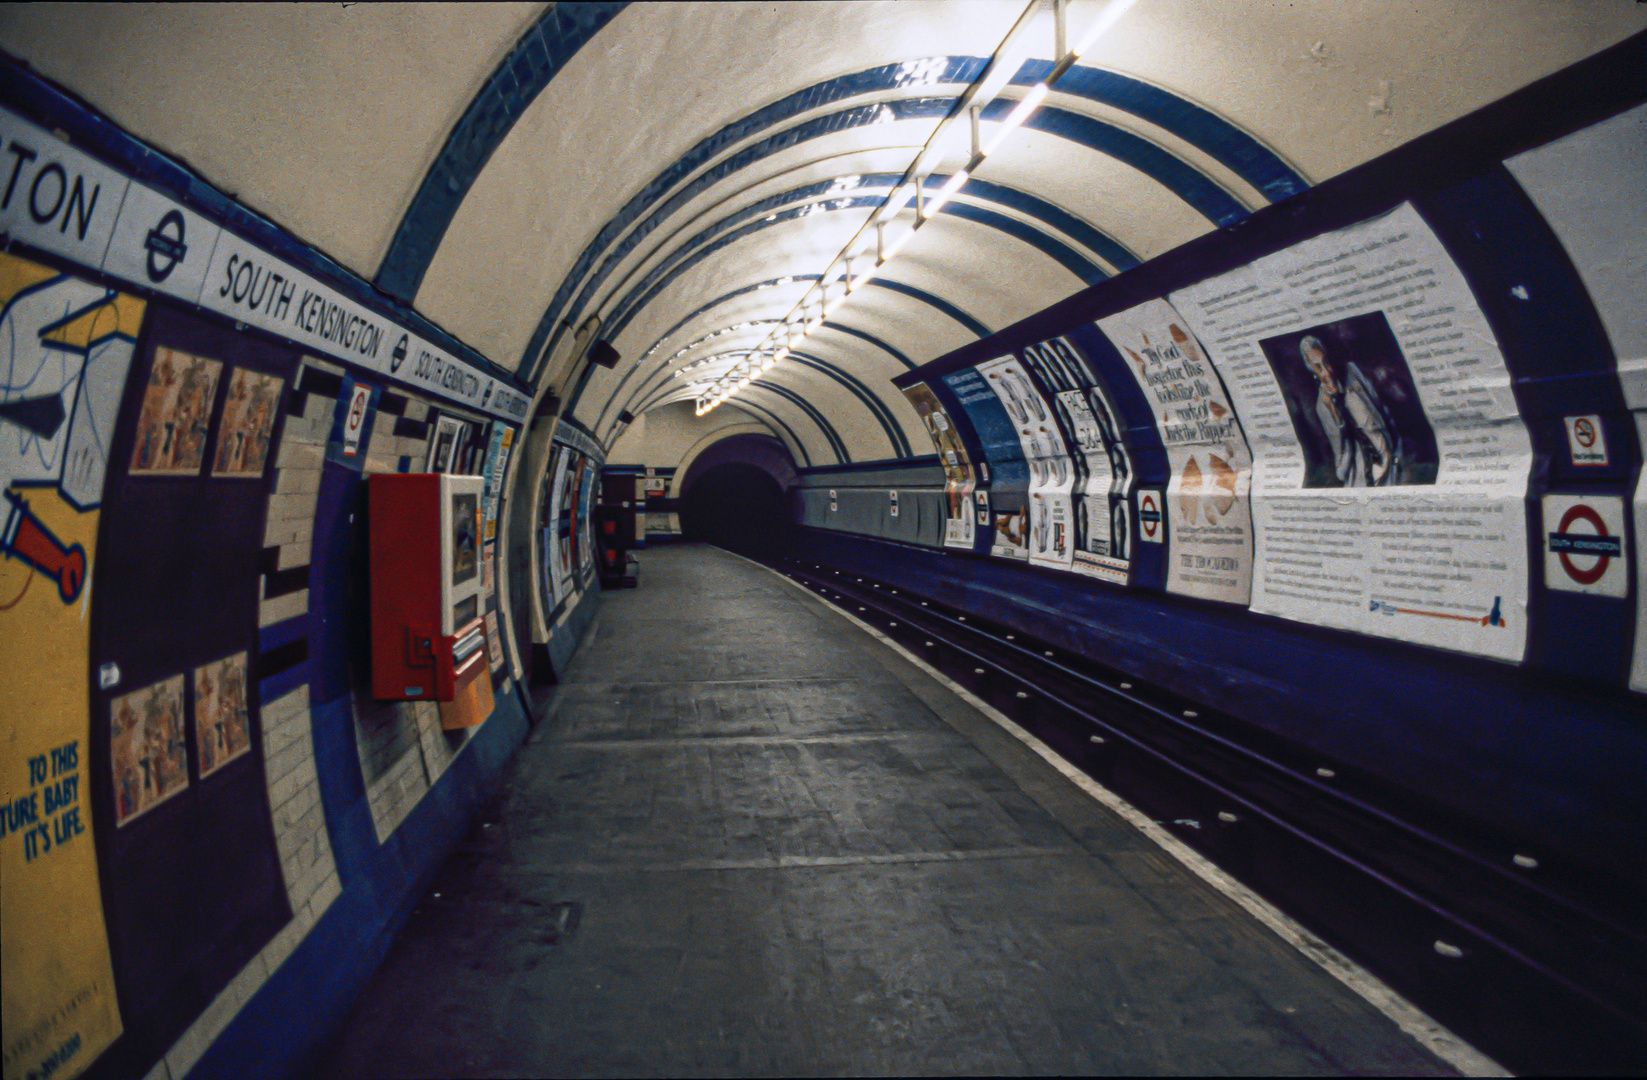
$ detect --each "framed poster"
[193,652,251,777]
[129,347,221,475]
[426,414,463,473]
[110,674,189,825]
[212,368,283,477]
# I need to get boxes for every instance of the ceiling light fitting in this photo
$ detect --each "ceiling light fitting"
[698,0,1136,414]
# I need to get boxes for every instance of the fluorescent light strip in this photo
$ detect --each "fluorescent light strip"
[981,82,1049,156]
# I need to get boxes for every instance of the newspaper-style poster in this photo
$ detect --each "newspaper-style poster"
[1631,413,1647,695]
[1170,202,1531,660]
[1096,300,1255,604]
[901,382,975,548]
[545,446,569,604]
[1021,336,1133,585]
[978,355,1076,571]
[942,367,1029,560]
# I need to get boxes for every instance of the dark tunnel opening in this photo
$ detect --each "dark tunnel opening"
[678,462,793,559]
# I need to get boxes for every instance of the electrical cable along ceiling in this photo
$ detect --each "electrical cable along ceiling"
[2,1,1640,468]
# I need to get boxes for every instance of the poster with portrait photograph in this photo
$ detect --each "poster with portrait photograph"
[1095,300,1254,604]
[1170,202,1531,660]
[212,368,283,477]
[129,347,221,475]
[902,381,976,548]
[110,674,189,825]
[193,652,251,777]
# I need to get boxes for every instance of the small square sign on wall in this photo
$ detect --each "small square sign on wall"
[1564,415,1609,466]
[342,384,372,456]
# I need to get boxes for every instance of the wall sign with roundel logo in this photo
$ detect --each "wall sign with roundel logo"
[1137,490,1164,543]
[1542,493,1627,597]
[1564,414,1609,466]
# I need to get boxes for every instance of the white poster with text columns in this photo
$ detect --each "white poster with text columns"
[1170,202,1531,661]
[977,356,1075,570]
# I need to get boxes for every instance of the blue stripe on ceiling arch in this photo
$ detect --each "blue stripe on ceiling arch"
[594,316,915,445]
[517,55,1301,379]
[1000,97,1247,226]
[1012,60,1309,203]
[822,323,915,370]
[589,270,993,447]
[864,278,992,338]
[644,275,823,351]
[374,1,629,301]
[750,381,850,464]
[788,351,912,458]
[627,384,816,469]
[603,344,912,460]
[521,55,991,371]
[599,190,1100,360]
[592,171,1131,353]
[561,164,1137,368]
[568,189,1097,420]
[528,91,1234,379]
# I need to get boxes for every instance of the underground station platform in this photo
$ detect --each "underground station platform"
[313,544,1485,1078]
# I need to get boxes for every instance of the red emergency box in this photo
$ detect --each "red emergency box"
[369,473,489,718]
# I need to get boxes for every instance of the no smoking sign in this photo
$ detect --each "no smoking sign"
[1542,493,1628,597]
[1564,414,1609,466]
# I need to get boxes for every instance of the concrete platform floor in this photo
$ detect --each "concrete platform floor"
[315,543,1458,1078]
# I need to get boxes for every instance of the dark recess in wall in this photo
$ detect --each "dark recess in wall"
[680,463,792,560]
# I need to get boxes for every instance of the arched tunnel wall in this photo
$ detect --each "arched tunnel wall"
[761,38,1646,1065]
[0,9,1643,1080]
[0,61,603,1080]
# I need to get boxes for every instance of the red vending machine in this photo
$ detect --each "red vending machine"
[369,473,494,727]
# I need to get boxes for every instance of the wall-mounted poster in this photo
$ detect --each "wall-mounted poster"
[1021,335,1133,585]
[1170,202,1531,660]
[545,446,571,605]
[110,674,189,825]
[484,610,504,672]
[941,366,1030,560]
[578,459,597,571]
[978,355,1076,572]
[129,346,221,475]
[902,382,975,548]
[1,254,136,1080]
[426,414,463,473]
[193,652,251,777]
[1096,299,1255,605]
[212,368,283,477]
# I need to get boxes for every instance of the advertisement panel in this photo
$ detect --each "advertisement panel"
[977,355,1075,571]
[1096,300,1255,604]
[901,382,975,548]
[941,367,1029,560]
[1020,336,1134,585]
[1,254,134,1080]
[1169,202,1531,660]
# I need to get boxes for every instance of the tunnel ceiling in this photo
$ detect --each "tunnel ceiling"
[4,1,1642,467]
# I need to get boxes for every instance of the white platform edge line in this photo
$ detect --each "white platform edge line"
[748,555,1512,1078]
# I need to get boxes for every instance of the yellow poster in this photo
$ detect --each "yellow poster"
[2,253,144,1080]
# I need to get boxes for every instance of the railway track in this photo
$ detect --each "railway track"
[763,551,1647,1076]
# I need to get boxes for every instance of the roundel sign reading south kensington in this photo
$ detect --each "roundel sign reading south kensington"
[1542,493,1627,597]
